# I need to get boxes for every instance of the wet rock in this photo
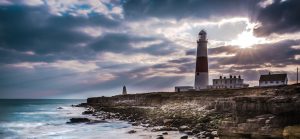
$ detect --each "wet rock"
[74,103,88,107]
[162,132,168,135]
[156,135,164,139]
[57,107,63,109]
[82,110,93,115]
[67,118,90,123]
[131,122,139,126]
[127,130,136,134]
[180,135,188,139]
[86,120,108,124]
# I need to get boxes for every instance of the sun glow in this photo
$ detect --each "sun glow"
[230,22,266,48]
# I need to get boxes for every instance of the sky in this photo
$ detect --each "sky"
[0,0,299,98]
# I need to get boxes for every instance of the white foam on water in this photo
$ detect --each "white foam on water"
[1,102,185,139]
[16,111,57,115]
[0,122,46,128]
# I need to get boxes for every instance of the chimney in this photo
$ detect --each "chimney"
[238,75,241,79]
[220,76,222,79]
[234,76,236,78]
[230,75,232,78]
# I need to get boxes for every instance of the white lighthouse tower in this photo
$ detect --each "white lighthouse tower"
[194,30,209,90]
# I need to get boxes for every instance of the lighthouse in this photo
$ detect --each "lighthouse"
[194,30,209,90]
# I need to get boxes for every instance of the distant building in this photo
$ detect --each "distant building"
[208,75,249,89]
[259,72,288,87]
[175,86,194,92]
[122,86,127,95]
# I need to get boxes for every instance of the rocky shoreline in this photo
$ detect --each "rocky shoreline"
[76,85,300,139]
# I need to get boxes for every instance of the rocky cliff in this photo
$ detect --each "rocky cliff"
[86,85,300,139]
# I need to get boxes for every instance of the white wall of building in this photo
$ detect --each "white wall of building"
[259,78,288,87]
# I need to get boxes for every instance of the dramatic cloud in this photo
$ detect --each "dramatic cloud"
[123,0,260,20]
[254,0,300,36]
[0,0,299,98]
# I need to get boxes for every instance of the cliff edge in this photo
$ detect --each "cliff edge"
[86,85,300,139]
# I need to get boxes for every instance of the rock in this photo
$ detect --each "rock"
[163,119,173,125]
[192,129,200,134]
[82,110,93,115]
[211,131,218,137]
[127,130,136,134]
[86,120,108,124]
[57,107,63,109]
[162,132,168,135]
[179,125,190,131]
[283,125,300,139]
[67,118,90,123]
[156,135,164,139]
[180,135,188,139]
[131,122,139,126]
[184,131,194,135]
[74,103,88,107]
[151,126,178,132]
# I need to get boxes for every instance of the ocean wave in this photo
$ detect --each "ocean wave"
[0,122,46,128]
[15,111,58,115]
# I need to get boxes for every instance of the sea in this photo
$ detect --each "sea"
[0,99,182,139]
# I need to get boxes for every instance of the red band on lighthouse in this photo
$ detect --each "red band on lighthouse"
[196,57,208,72]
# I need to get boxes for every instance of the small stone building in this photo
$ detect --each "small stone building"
[175,86,194,92]
[259,73,288,87]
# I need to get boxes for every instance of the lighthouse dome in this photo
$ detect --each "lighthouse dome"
[199,30,207,35]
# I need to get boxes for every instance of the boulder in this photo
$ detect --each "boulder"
[156,135,164,139]
[211,131,218,137]
[82,110,93,115]
[162,132,168,135]
[180,135,188,139]
[127,130,136,134]
[67,118,90,123]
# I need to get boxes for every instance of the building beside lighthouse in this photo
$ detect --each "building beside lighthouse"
[208,75,249,89]
[194,30,209,90]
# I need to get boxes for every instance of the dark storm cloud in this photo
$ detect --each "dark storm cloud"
[90,33,154,53]
[90,33,179,55]
[123,0,260,20]
[0,5,121,64]
[254,0,300,36]
[0,4,180,65]
[0,5,119,53]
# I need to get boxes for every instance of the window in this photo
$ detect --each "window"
[270,81,273,83]
[265,81,268,84]
[276,81,279,84]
